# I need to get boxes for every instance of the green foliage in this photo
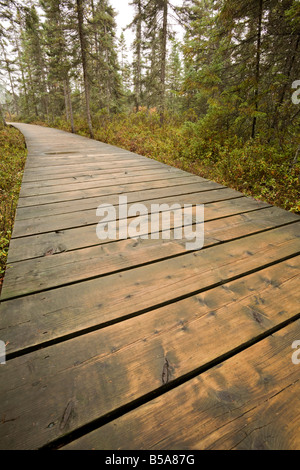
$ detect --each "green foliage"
[0,126,27,285]
[41,111,300,215]
[178,118,300,212]
[2,0,298,243]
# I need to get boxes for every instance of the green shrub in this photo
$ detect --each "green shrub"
[27,111,300,214]
[0,126,27,289]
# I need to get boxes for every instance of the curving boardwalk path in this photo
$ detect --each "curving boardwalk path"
[0,122,300,450]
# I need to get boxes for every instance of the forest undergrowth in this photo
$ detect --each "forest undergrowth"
[32,111,300,214]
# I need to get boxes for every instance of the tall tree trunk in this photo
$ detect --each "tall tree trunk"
[66,79,75,134]
[90,0,101,105]
[134,0,142,112]
[27,64,39,117]
[1,42,19,115]
[64,81,70,121]
[104,23,111,113]
[159,0,168,124]
[76,0,94,139]
[251,0,263,139]
[13,29,29,115]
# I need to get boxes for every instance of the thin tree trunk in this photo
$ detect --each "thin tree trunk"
[76,0,94,139]
[134,0,142,112]
[27,64,38,117]
[0,102,6,127]
[13,30,29,115]
[159,0,168,124]
[67,79,75,134]
[63,81,70,121]
[251,0,263,139]
[14,10,29,114]
[103,23,111,113]
[91,0,102,108]
[1,42,19,115]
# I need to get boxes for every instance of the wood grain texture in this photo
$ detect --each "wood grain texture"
[19,168,196,197]
[17,176,216,207]
[22,163,171,183]
[7,197,271,263]
[15,183,232,220]
[0,258,299,449]
[11,188,243,237]
[1,206,298,299]
[1,223,299,353]
[0,122,299,451]
[61,319,300,451]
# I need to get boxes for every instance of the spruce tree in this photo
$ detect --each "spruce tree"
[76,0,94,137]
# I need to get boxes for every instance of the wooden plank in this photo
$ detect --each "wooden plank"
[19,169,195,196]
[3,122,299,452]
[25,156,148,169]
[25,155,149,168]
[12,188,242,236]
[0,258,299,450]
[1,223,299,355]
[25,153,148,168]
[2,206,299,299]
[21,164,169,183]
[27,150,136,157]
[61,318,300,451]
[6,197,271,263]
[23,160,167,179]
[18,176,211,207]
[22,153,171,174]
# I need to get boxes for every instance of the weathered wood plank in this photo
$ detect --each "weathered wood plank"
[23,161,167,179]
[12,188,242,237]
[25,153,148,168]
[0,259,299,449]
[21,163,171,183]
[16,183,231,220]
[7,197,271,263]
[61,318,300,451]
[25,156,149,170]
[2,122,299,451]
[2,206,299,299]
[19,169,195,197]
[1,224,299,355]
[21,151,171,174]
[18,176,212,207]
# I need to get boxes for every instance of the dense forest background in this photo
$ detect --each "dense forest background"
[0,0,300,213]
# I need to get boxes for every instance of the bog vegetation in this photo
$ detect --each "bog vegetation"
[0,125,26,284]
[0,0,300,280]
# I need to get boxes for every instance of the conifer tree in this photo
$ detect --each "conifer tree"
[118,31,132,106]
[166,38,183,114]
[76,0,94,137]
[129,0,144,111]
[21,5,49,118]
[41,0,75,131]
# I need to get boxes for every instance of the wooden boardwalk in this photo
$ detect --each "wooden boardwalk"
[0,122,300,450]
